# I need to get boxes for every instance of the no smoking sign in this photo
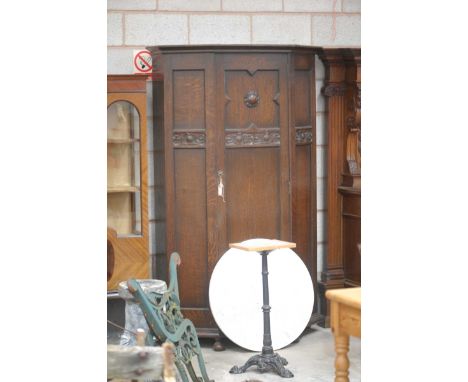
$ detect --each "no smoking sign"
[133,50,152,74]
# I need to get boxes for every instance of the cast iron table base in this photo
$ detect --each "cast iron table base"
[230,352,293,378]
[229,249,294,378]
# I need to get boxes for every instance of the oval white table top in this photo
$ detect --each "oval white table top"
[209,238,314,351]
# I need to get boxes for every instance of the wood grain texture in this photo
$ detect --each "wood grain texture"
[180,308,217,329]
[174,149,207,308]
[229,239,296,252]
[107,74,148,93]
[341,190,361,286]
[293,70,311,127]
[277,55,291,242]
[225,147,281,243]
[334,334,350,382]
[294,145,312,267]
[290,60,318,319]
[107,75,149,291]
[325,93,345,274]
[162,342,177,382]
[153,80,167,281]
[173,70,205,131]
[326,287,361,310]
[107,344,164,380]
[107,227,148,290]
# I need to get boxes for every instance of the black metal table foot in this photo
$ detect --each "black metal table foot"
[230,353,294,378]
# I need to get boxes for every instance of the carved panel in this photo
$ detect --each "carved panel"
[295,128,313,145]
[225,70,279,130]
[172,131,206,147]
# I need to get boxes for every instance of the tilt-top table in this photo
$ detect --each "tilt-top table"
[229,239,296,378]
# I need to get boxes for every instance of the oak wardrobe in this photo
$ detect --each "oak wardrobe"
[151,46,319,346]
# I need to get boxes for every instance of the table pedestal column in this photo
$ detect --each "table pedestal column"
[230,250,293,378]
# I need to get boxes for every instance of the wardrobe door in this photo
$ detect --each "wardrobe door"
[215,53,291,253]
[162,53,218,333]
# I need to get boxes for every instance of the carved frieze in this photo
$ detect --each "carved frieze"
[345,83,361,132]
[225,129,280,147]
[322,82,347,97]
[345,77,361,177]
[172,131,206,147]
[347,160,360,175]
[346,115,356,130]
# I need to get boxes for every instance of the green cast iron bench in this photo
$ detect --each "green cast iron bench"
[127,252,213,382]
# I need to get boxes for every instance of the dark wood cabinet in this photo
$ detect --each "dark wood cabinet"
[151,46,319,340]
[317,49,361,326]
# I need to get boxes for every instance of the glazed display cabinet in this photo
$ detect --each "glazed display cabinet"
[107,75,149,291]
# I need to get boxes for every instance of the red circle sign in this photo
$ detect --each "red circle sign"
[133,50,152,73]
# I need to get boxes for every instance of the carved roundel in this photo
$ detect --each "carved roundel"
[244,90,260,108]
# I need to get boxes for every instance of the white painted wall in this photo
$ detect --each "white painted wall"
[107,0,361,276]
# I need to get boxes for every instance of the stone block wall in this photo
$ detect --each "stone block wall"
[107,0,361,277]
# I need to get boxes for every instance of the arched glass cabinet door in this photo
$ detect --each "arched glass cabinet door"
[107,100,142,236]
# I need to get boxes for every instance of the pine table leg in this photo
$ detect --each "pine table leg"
[334,334,350,382]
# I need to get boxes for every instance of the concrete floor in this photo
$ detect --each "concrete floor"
[199,325,361,382]
[107,323,360,381]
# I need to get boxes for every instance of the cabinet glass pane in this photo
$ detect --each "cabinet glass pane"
[107,101,141,235]
[107,101,140,140]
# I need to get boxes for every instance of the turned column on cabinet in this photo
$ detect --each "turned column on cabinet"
[318,49,361,326]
